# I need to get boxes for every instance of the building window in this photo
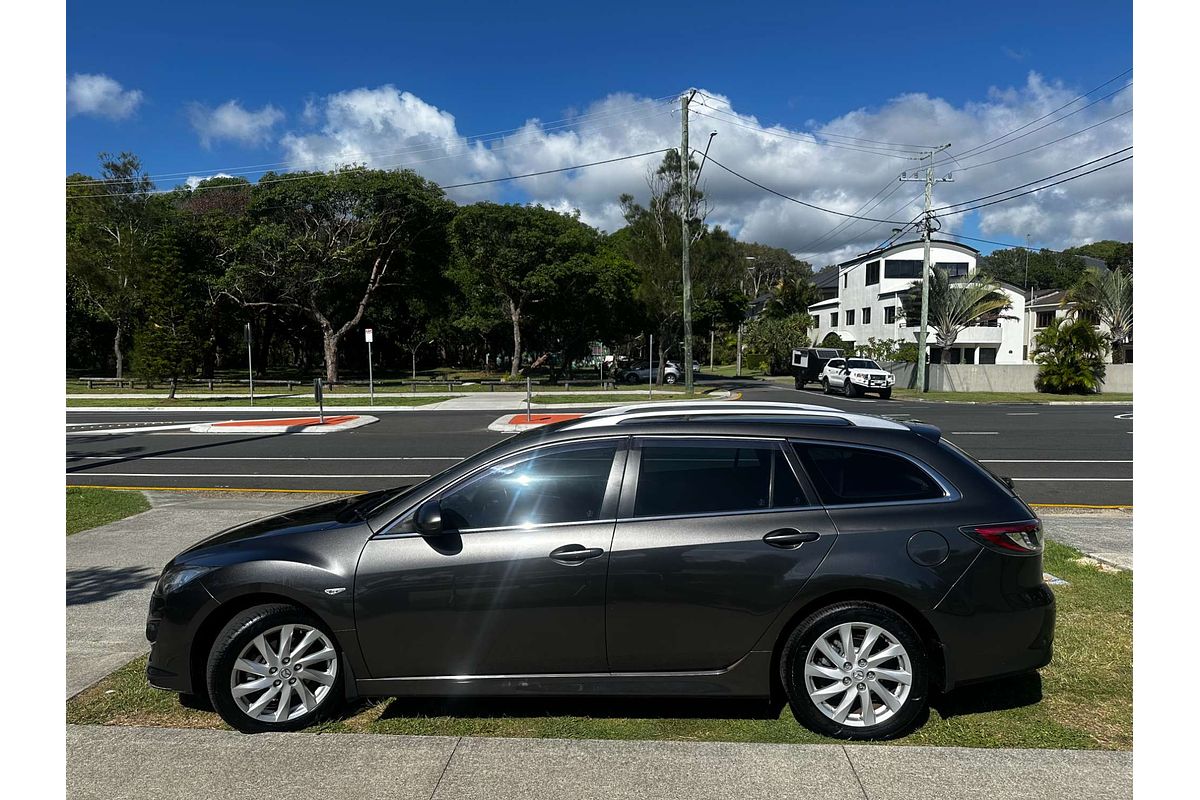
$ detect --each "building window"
[973,310,1000,327]
[1036,311,1055,328]
[884,306,896,324]
[862,307,871,325]
[884,259,923,279]
[939,261,970,278]
[830,312,838,328]
[979,347,997,364]
[846,309,855,326]
[843,273,848,288]
[865,261,880,285]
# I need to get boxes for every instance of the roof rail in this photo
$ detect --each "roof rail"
[569,400,907,431]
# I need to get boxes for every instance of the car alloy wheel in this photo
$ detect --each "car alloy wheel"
[803,622,912,728]
[230,623,339,724]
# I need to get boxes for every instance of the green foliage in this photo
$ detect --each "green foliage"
[900,268,1013,351]
[743,313,813,374]
[819,332,851,351]
[129,239,204,396]
[977,247,1089,290]
[764,275,822,320]
[1066,266,1133,364]
[1033,317,1108,394]
[853,338,905,362]
[893,342,921,363]
[1065,240,1133,272]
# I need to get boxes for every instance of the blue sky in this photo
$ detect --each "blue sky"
[66,0,1133,264]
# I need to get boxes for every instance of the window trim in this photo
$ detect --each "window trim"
[787,439,961,509]
[619,435,819,522]
[373,435,630,538]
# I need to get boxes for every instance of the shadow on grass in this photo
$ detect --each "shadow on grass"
[67,566,157,606]
[375,694,787,722]
[932,672,1044,718]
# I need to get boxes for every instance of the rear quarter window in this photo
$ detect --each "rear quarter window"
[791,442,946,505]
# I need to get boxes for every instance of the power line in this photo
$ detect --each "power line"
[932,147,1132,211]
[66,148,674,200]
[952,108,1131,172]
[67,96,682,188]
[794,178,908,257]
[690,107,923,160]
[935,155,1132,218]
[699,154,908,224]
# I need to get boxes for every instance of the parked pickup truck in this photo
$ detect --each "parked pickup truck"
[820,357,895,398]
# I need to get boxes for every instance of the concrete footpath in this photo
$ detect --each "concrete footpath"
[1038,509,1134,569]
[66,725,1131,800]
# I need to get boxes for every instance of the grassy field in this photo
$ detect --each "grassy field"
[532,391,703,405]
[66,487,151,535]
[66,395,452,408]
[891,389,1133,404]
[67,540,1130,750]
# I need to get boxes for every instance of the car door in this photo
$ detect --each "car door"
[354,437,626,678]
[605,436,838,672]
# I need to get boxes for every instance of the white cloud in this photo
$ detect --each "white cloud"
[67,73,143,120]
[189,100,284,148]
[277,74,1132,265]
[185,173,234,189]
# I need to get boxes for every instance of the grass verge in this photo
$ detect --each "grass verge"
[891,389,1132,404]
[532,392,701,405]
[66,540,1129,750]
[66,396,451,408]
[66,487,151,535]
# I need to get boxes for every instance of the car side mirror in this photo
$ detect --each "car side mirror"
[414,499,444,536]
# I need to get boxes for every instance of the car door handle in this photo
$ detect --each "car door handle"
[548,544,605,564]
[763,529,821,548]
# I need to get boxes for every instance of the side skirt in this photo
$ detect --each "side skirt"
[355,651,773,698]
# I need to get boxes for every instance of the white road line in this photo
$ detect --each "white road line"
[1009,478,1133,482]
[982,459,1132,464]
[65,456,463,461]
[1005,412,1039,416]
[948,431,999,435]
[66,423,203,436]
[66,473,433,479]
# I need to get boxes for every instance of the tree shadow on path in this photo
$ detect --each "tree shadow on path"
[67,566,157,606]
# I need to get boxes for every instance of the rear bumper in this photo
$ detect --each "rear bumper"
[928,551,1056,691]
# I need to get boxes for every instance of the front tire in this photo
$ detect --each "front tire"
[779,602,928,740]
[822,378,831,394]
[206,603,344,734]
[665,373,678,384]
[879,388,892,400]
[845,380,859,397]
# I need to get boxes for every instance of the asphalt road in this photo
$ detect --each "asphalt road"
[65,379,1132,506]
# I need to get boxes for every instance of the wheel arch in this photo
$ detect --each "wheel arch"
[767,588,947,699]
[188,591,356,703]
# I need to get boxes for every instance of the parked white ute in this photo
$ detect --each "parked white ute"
[820,357,895,399]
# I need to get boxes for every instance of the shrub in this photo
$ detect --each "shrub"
[1033,317,1108,394]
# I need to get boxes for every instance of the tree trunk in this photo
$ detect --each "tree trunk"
[168,377,178,400]
[509,300,522,379]
[1112,340,1125,364]
[657,338,666,385]
[113,323,124,379]
[323,332,340,384]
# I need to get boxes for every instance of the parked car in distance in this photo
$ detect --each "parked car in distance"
[667,360,703,374]
[146,400,1054,739]
[621,361,680,384]
[792,347,844,390]
[821,357,896,398]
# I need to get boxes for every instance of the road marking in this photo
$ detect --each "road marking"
[65,456,464,462]
[948,431,999,435]
[66,484,367,495]
[1030,502,1133,509]
[1009,477,1132,482]
[982,459,1131,464]
[66,423,202,436]
[66,472,433,479]
[1006,412,1039,416]
[1114,413,1132,420]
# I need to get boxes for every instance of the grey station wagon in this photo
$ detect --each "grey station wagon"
[146,401,1055,738]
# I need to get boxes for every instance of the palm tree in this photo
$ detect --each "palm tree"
[1033,317,1108,394]
[900,268,1014,353]
[1065,266,1132,364]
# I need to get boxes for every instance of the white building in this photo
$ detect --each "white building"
[806,240,1029,365]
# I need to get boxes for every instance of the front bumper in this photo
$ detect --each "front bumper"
[145,578,218,694]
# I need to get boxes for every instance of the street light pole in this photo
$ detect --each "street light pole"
[680,89,697,396]
[245,322,254,407]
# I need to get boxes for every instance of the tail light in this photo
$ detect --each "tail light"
[961,520,1043,555]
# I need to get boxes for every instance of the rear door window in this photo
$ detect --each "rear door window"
[633,439,809,517]
[791,442,945,505]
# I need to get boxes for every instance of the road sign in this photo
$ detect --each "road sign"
[365,328,373,343]
[314,378,325,424]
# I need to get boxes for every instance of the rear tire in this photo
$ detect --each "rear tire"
[665,373,678,384]
[780,602,928,740]
[207,603,344,734]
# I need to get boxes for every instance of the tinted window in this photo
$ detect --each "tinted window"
[885,259,923,279]
[792,443,945,505]
[634,440,806,517]
[439,440,618,530]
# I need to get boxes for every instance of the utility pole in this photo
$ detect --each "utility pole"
[900,144,953,393]
[681,89,697,396]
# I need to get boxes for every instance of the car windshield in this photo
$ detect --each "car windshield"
[847,359,881,370]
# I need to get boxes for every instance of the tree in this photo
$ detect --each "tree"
[66,153,163,378]
[819,332,852,351]
[764,274,822,320]
[1065,266,1133,364]
[130,235,204,398]
[1033,317,1108,394]
[854,338,905,362]
[736,241,811,298]
[977,247,1088,290]
[1065,240,1133,273]
[449,203,604,378]
[744,313,813,375]
[220,168,454,383]
[900,268,1013,353]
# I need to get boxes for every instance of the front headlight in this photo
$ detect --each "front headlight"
[156,565,214,595]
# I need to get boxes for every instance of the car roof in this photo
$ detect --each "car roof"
[568,400,908,431]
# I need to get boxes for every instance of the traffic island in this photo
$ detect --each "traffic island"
[487,412,583,433]
[188,415,379,434]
